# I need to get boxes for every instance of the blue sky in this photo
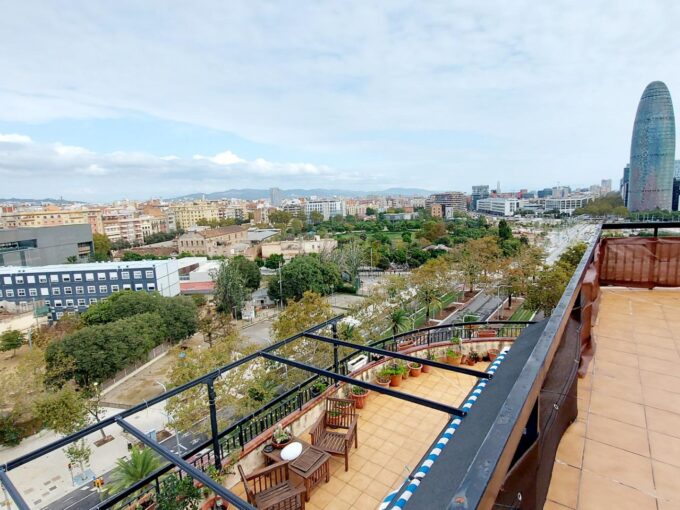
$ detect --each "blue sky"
[1,1,679,201]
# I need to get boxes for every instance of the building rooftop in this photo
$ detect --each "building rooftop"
[0,259,177,274]
[548,288,680,510]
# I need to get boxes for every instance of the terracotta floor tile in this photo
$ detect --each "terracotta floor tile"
[645,407,680,439]
[588,391,647,428]
[547,462,580,509]
[638,343,680,361]
[335,484,362,506]
[649,430,680,468]
[578,470,657,510]
[591,374,644,404]
[640,370,680,394]
[595,336,638,354]
[362,479,391,501]
[545,500,573,510]
[582,439,654,493]
[556,421,586,469]
[592,360,641,384]
[642,386,680,415]
[596,347,639,368]
[652,460,680,505]
[585,414,649,456]
[323,498,352,510]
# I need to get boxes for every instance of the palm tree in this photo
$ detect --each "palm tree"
[417,287,442,321]
[109,447,162,494]
[388,309,411,338]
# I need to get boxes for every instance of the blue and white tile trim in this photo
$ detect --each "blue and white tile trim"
[379,347,511,510]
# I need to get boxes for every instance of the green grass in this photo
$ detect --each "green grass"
[509,306,535,322]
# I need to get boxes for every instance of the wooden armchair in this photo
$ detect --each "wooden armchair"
[309,397,358,471]
[238,461,306,510]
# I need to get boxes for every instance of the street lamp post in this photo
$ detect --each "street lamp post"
[154,381,185,452]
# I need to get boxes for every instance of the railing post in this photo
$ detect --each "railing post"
[206,379,222,471]
[332,323,339,385]
[238,423,245,452]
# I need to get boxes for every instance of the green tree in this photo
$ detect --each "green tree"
[309,211,324,224]
[268,255,340,304]
[557,242,587,271]
[365,207,377,216]
[269,210,292,225]
[498,219,513,241]
[401,231,412,244]
[65,255,78,264]
[417,286,442,321]
[387,309,410,337]
[229,255,261,290]
[214,262,248,317]
[271,291,334,340]
[109,447,163,494]
[418,220,447,243]
[92,233,112,261]
[264,253,285,269]
[156,474,201,510]
[525,265,571,317]
[34,386,88,435]
[0,330,24,357]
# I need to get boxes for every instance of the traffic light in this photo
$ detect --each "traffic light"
[93,477,105,489]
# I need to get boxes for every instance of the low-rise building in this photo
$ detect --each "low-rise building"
[303,199,345,220]
[0,260,180,320]
[544,195,594,215]
[0,225,93,266]
[476,198,522,216]
[261,237,338,260]
[177,226,249,257]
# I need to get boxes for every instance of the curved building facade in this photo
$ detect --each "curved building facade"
[628,81,676,211]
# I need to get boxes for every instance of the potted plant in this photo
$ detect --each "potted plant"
[408,361,422,377]
[271,425,292,449]
[422,351,435,373]
[310,380,328,397]
[468,350,480,366]
[488,348,500,362]
[384,365,402,387]
[375,369,391,388]
[348,385,370,409]
[446,348,461,365]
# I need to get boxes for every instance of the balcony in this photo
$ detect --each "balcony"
[2,221,680,510]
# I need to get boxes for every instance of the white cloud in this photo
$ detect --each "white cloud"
[0,134,353,200]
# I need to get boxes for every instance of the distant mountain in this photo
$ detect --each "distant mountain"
[0,197,78,205]
[169,187,434,201]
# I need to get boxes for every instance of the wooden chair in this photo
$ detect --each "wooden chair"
[238,461,306,510]
[309,397,358,471]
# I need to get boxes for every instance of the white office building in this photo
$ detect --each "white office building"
[544,195,594,215]
[303,200,346,220]
[476,198,522,217]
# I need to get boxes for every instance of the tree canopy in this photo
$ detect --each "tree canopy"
[268,255,340,303]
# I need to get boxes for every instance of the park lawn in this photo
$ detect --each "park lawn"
[509,306,535,322]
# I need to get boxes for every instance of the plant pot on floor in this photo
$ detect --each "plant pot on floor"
[389,374,401,387]
[488,349,500,362]
[349,388,370,409]
[374,376,391,389]
[446,350,461,365]
[422,361,432,373]
[408,362,422,377]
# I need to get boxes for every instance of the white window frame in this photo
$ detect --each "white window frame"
[17,289,26,297]
[40,288,49,296]
[99,285,108,293]
[38,275,47,283]
[111,284,119,292]
[52,288,61,295]
[62,274,71,282]
[89,298,98,304]
[65,299,74,307]
[147,283,156,291]
[109,272,118,280]
[73,273,83,282]
[134,283,144,291]
[15,276,24,284]
[2,277,10,285]
[123,284,132,291]
[76,287,84,294]
[77,298,86,306]
[5,289,14,297]
[64,287,73,295]
[85,273,94,281]
[87,285,96,293]
[27,275,35,284]
[29,288,37,297]
[50,274,59,283]
[97,272,106,281]
[145,270,154,278]
[133,271,142,279]
[122,271,130,279]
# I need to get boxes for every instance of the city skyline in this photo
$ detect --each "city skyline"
[1,2,680,200]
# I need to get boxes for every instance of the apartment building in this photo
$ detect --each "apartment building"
[261,237,338,260]
[170,202,220,229]
[543,195,594,215]
[476,197,522,216]
[0,260,180,320]
[177,226,249,257]
[0,207,104,234]
[426,192,467,218]
[303,199,345,220]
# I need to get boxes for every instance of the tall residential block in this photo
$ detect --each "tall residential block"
[628,81,676,211]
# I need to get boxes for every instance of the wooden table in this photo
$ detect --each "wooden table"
[263,438,330,502]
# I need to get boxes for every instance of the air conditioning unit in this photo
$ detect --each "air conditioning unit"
[347,355,368,373]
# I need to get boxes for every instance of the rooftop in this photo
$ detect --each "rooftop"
[548,288,680,510]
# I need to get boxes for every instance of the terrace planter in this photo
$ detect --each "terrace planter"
[447,353,461,365]
[421,362,432,374]
[374,377,391,389]
[408,362,422,377]
[488,349,500,362]
[349,388,370,409]
[389,374,402,387]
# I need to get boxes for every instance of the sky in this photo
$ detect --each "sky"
[1,1,679,201]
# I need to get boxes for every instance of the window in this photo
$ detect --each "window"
[44,300,50,305]
[52,288,61,295]
[77,299,86,306]
[17,289,26,297]
[54,299,63,307]
[122,271,130,279]
[56,312,64,319]
[2,277,10,285]
[27,276,35,284]
[147,283,156,291]
[62,274,71,282]
[134,283,144,291]
[97,272,106,281]
[5,290,14,297]
[50,274,59,283]
[65,299,74,307]
[145,270,154,278]
[64,287,72,295]
[38,275,47,283]
[109,272,118,280]
[76,287,84,294]
[85,273,94,281]
[99,285,108,293]
[89,298,98,304]
[133,271,142,279]
[15,276,24,284]
[123,284,131,291]
[73,273,82,282]
[29,289,37,297]
[111,284,119,292]
[40,288,49,296]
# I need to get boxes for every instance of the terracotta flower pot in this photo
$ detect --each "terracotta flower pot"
[422,363,432,373]
[488,349,500,362]
[447,354,461,365]
[350,390,369,409]
[272,437,291,449]
[374,377,390,389]
[389,374,401,387]
[408,363,422,377]
[466,358,476,366]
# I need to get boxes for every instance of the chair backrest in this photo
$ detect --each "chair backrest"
[237,463,255,504]
[238,461,290,504]
[325,397,356,429]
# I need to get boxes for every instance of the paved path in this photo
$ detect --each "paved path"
[441,291,503,324]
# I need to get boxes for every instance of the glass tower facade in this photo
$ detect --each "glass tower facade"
[628,81,676,212]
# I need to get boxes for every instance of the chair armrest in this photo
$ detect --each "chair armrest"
[310,413,325,444]
[345,417,358,444]
[246,460,289,480]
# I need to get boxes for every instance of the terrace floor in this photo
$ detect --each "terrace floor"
[548,288,680,510]
[231,362,488,510]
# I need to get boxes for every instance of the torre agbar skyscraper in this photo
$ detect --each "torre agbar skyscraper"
[628,81,676,212]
